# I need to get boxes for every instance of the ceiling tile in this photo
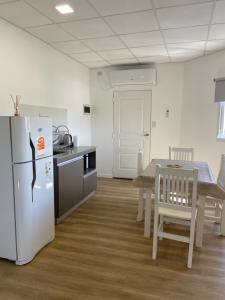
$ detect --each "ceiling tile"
[163,26,208,43]
[212,0,225,24]
[168,48,203,55]
[89,0,152,16]
[98,49,134,60]
[209,24,225,40]
[206,39,225,52]
[83,61,110,68]
[52,40,90,54]
[170,51,203,62]
[105,11,158,34]
[120,31,163,47]
[82,36,125,51]
[60,18,113,39]
[167,41,206,51]
[157,2,213,29]
[108,58,138,65]
[25,0,98,23]
[138,56,170,63]
[130,46,167,57]
[0,1,51,28]
[70,52,103,62]
[26,24,74,43]
[153,0,211,9]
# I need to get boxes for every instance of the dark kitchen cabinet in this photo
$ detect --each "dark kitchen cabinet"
[54,147,97,224]
[84,170,97,198]
[58,157,83,217]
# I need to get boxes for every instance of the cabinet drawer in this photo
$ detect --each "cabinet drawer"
[58,157,83,217]
[84,171,97,197]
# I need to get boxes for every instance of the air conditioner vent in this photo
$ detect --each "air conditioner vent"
[109,68,156,86]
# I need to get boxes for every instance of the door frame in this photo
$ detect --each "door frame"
[112,89,152,178]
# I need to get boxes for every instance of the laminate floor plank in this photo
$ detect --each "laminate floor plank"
[0,178,225,299]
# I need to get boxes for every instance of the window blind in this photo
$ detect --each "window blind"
[215,78,225,102]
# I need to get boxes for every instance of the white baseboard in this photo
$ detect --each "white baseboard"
[97,173,113,178]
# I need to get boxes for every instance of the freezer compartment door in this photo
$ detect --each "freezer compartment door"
[11,116,32,163]
[30,117,53,159]
[11,117,53,163]
[13,158,55,264]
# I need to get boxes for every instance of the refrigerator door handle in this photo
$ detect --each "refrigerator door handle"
[29,135,36,202]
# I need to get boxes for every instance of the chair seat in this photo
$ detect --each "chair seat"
[159,207,192,220]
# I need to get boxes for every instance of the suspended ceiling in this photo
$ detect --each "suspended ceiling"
[0,0,224,68]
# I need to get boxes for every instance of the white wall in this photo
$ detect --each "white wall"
[0,18,91,145]
[180,50,225,176]
[91,63,184,177]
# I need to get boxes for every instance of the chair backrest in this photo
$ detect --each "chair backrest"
[137,150,143,175]
[155,165,198,213]
[217,154,225,189]
[169,146,194,161]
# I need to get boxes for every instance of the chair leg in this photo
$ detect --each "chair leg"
[215,201,221,224]
[221,202,225,236]
[159,215,164,240]
[152,210,159,260]
[187,219,195,269]
[196,195,205,247]
[137,188,145,221]
[144,189,152,238]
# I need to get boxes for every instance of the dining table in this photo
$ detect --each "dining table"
[133,158,225,247]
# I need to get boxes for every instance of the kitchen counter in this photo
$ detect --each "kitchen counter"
[53,146,96,164]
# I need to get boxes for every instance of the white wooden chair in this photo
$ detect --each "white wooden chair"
[152,165,198,268]
[204,154,225,225]
[169,147,194,161]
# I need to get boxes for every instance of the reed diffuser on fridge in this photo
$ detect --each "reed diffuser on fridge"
[10,95,21,116]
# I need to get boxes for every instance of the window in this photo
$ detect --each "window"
[218,102,225,139]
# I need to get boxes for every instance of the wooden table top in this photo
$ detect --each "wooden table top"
[133,159,225,199]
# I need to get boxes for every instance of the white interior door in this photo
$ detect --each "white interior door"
[113,90,151,179]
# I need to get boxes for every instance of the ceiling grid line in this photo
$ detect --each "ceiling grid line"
[149,0,171,63]
[24,0,110,66]
[204,0,217,55]
[22,0,95,67]
[86,0,137,65]
[87,0,139,64]
[0,0,224,67]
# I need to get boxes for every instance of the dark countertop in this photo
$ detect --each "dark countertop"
[53,146,96,164]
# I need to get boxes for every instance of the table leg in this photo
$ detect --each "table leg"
[144,188,152,238]
[196,195,205,247]
[137,188,145,222]
[220,202,225,236]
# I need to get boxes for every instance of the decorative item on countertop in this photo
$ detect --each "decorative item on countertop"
[167,164,181,169]
[73,136,78,147]
[10,95,21,116]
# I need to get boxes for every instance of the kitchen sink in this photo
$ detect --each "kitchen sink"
[53,149,67,155]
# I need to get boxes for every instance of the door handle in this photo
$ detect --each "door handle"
[29,134,36,202]
[143,133,150,137]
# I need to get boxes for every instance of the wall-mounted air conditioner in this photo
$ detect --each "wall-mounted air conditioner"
[109,67,157,86]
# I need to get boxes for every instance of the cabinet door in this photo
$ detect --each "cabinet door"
[58,157,83,217]
[84,171,97,198]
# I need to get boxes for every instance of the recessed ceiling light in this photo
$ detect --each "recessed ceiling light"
[55,4,74,14]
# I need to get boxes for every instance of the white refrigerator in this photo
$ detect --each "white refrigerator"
[0,116,55,265]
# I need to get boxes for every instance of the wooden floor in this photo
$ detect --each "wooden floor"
[1,178,225,300]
